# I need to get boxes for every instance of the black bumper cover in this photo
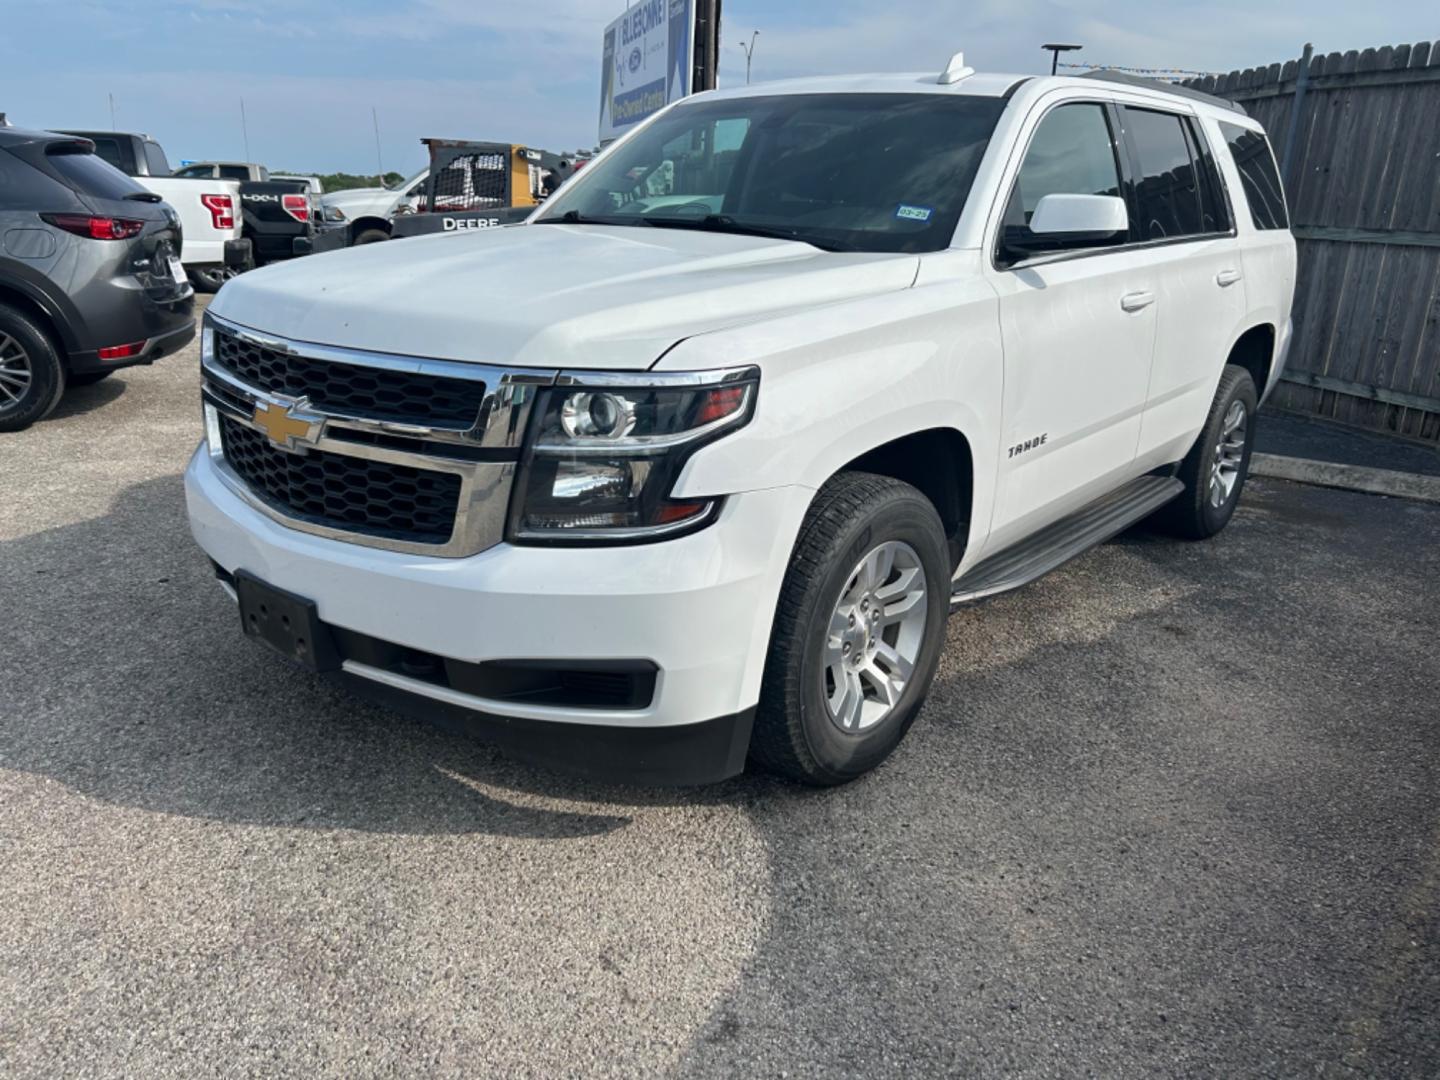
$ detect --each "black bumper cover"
[336,671,755,787]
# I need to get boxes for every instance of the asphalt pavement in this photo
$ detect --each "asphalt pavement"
[2,303,1437,1077]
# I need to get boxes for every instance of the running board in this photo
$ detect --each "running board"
[951,475,1183,605]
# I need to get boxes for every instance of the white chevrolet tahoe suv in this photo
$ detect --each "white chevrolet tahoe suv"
[185,60,1296,786]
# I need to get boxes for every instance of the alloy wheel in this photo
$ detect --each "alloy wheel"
[822,540,929,733]
[0,332,33,410]
[1208,399,1248,509]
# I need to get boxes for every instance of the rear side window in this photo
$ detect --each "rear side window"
[1122,107,1206,240]
[1007,103,1123,226]
[143,141,171,176]
[1220,122,1289,230]
[46,147,149,201]
[86,136,130,173]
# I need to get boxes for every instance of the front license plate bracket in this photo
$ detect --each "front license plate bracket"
[234,570,341,672]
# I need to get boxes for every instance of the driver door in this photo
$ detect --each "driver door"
[981,100,1160,552]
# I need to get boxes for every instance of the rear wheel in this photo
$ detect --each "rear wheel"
[751,472,950,785]
[1156,363,1258,539]
[0,304,65,433]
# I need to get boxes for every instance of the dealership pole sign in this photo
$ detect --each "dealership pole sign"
[599,0,695,143]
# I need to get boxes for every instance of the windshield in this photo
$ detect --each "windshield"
[537,92,1005,253]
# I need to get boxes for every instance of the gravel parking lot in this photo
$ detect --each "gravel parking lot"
[2,300,1437,1078]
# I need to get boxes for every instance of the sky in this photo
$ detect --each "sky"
[1,0,1432,176]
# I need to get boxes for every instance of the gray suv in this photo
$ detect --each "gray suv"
[0,127,194,431]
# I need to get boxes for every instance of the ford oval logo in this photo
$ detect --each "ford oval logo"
[628,47,643,73]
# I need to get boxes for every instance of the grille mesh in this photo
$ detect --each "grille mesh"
[220,416,460,545]
[214,329,486,427]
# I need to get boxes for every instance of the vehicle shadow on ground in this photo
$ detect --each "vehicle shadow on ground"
[0,473,639,839]
[44,377,129,421]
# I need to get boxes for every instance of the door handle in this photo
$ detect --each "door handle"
[1216,269,1243,287]
[1120,291,1155,312]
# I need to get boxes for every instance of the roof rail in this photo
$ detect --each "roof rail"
[937,51,975,85]
[1076,69,1246,114]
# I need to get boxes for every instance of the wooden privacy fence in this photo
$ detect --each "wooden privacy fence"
[1185,41,1440,442]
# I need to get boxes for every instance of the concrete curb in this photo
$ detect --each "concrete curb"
[1251,453,1440,505]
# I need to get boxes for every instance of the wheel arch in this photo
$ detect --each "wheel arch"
[836,428,974,571]
[0,274,79,356]
[349,216,393,240]
[1225,322,1276,399]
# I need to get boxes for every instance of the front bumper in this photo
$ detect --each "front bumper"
[185,445,806,781]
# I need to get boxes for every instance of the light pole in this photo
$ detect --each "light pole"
[1042,43,1082,75]
[739,31,759,85]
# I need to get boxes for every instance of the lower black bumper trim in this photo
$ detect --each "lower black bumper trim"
[335,671,755,787]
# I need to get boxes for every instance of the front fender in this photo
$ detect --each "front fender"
[668,267,1004,557]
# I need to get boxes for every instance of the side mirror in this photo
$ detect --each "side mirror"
[1001,193,1128,264]
[1029,193,1127,237]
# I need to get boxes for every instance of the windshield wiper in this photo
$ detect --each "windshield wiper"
[534,209,613,225]
[123,191,163,203]
[643,214,844,252]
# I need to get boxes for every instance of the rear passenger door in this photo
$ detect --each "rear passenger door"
[1120,106,1249,466]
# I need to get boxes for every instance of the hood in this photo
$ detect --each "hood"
[210,224,920,371]
[321,187,398,209]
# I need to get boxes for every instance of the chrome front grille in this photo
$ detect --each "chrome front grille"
[213,329,488,427]
[201,314,557,558]
[219,416,463,545]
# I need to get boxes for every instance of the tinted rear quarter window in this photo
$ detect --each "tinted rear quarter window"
[47,148,150,201]
[143,141,171,176]
[1123,107,1206,239]
[1220,122,1289,230]
[86,135,131,173]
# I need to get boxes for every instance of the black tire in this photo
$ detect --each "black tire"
[1155,363,1258,539]
[68,370,114,387]
[353,228,389,245]
[0,302,66,433]
[751,471,950,785]
[187,265,240,294]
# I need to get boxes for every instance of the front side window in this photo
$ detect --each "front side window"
[999,102,1124,257]
[1220,122,1289,230]
[1123,107,1206,240]
[537,93,1006,254]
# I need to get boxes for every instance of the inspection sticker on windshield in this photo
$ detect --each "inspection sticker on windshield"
[895,204,934,222]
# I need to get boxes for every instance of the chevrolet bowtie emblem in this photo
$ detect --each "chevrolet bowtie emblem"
[252,397,323,452]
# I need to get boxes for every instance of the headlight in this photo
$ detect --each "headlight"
[509,369,759,543]
[323,205,347,223]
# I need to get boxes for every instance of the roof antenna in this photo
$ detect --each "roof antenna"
[938,51,974,85]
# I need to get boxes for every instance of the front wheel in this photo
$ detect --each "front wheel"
[751,472,950,785]
[352,228,389,245]
[1156,363,1258,539]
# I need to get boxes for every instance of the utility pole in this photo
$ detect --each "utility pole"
[108,93,116,131]
[240,97,251,161]
[372,107,384,185]
[1042,42,1082,75]
[738,30,759,84]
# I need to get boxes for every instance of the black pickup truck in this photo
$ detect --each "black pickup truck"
[59,132,315,292]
